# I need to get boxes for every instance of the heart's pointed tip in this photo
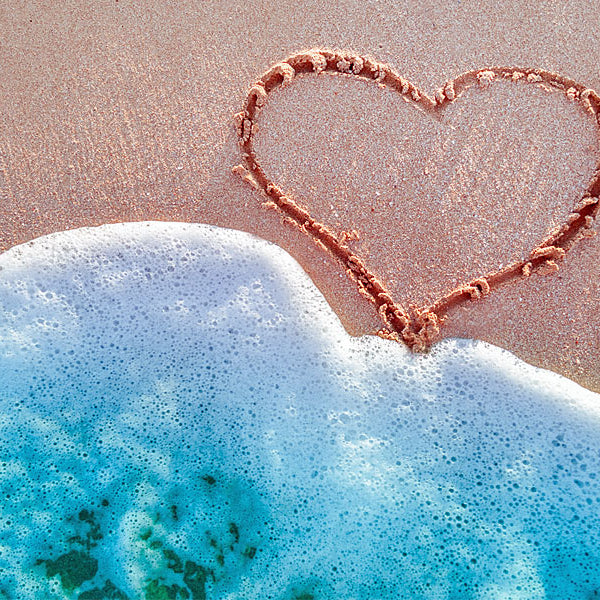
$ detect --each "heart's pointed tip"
[391,307,443,353]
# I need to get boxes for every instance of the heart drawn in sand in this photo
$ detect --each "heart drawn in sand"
[233,50,600,349]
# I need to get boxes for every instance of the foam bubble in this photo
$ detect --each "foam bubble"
[0,222,599,599]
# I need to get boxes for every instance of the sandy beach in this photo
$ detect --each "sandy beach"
[1,0,599,391]
[3,4,600,595]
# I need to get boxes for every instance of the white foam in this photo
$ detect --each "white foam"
[0,222,599,599]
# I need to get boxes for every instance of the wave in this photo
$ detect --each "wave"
[0,222,598,599]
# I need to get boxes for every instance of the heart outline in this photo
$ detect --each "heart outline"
[234,49,600,350]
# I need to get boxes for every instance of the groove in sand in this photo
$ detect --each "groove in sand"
[234,49,600,350]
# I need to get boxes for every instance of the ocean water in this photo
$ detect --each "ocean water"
[0,221,599,600]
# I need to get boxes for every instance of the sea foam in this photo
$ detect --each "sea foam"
[0,222,599,599]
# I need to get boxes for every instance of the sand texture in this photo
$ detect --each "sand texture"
[1,0,600,391]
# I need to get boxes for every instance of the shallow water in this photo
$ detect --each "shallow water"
[0,222,599,599]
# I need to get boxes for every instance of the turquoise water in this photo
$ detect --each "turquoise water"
[0,222,599,599]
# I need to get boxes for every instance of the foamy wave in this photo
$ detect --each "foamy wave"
[0,222,598,599]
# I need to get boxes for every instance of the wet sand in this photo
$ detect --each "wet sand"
[1,0,599,391]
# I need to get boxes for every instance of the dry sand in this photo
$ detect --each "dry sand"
[1,0,599,391]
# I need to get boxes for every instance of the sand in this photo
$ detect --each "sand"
[1,0,599,391]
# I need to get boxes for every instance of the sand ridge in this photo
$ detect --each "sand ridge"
[234,49,600,351]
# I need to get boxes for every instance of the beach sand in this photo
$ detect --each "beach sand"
[1,0,599,391]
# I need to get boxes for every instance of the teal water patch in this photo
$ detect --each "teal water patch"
[0,222,599,599]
